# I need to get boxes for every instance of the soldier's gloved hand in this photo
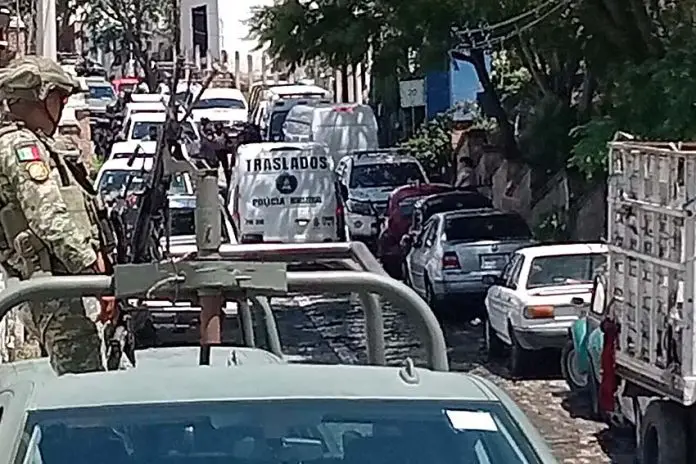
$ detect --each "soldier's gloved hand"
[92,252,107,274]
[97,296,117,324]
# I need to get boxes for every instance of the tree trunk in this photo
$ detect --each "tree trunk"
[453,49,521,160]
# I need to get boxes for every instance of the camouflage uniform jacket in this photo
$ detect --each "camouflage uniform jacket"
[0,120,99,276]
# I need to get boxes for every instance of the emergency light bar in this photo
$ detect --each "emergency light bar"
[353,148,407,158]
[271,92,328,100]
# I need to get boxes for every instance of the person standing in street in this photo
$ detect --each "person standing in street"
[0,56,111,375]
[455,156,478,189]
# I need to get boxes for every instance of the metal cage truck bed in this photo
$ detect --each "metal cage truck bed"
[604,137,696,464]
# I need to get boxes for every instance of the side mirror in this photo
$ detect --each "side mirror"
[339,184,348,201]
[482,275,499,286]
[571,297,585,306]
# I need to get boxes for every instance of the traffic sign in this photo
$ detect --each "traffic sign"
[399,79,425,108]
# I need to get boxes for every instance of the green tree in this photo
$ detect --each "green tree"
[84,0,172,87]
[569,2,696,180]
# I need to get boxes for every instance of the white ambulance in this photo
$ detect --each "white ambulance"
[229,142,346,244]
[282,103,379,162]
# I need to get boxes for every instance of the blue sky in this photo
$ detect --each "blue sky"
[450,57,491,105]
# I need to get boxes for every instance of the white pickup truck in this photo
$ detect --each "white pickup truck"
[602,137,696,464]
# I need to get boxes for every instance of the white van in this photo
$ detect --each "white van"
[282,103,379,162]
[229,142,345,244]
[259,85,331,141]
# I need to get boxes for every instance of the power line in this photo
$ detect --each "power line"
[452,0,572,52]
[453,0,569,38]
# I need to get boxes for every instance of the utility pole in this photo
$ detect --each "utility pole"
[36,0,56,60]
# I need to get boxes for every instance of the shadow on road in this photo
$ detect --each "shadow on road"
[595,427,636,464]
[555,389,600,422]
[443,322,565,382]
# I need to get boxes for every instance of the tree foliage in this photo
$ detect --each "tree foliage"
[250,0,696,184]
[82,0,171,86]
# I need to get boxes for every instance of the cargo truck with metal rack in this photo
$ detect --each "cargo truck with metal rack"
[601,136,696,464]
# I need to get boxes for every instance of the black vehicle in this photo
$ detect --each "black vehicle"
[409,190,493,235]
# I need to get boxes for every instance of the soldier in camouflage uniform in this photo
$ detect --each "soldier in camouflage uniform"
[0,56,108,374]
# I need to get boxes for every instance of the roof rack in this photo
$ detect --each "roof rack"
[0,241,449,371]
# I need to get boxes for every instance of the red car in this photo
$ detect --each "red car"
[112,77,140,94]
[378,183,454,277]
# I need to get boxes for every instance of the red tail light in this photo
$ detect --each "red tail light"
[442,252,460,270]
[336,202,346,241]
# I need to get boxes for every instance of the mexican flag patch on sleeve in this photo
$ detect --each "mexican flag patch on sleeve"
[15,145,42,162]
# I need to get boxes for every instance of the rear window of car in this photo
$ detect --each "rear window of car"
[444,214,531,242]
[424,195,492,221]
[526,254,606,288]
[397,195,424,218]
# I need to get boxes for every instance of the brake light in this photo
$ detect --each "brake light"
[442,252,460,270]
[336,202,346,241]
[524,305,555,319]
[333,105,355,113]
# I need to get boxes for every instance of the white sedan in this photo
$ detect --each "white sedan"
[483,243,607,378]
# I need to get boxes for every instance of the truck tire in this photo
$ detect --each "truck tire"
[639,401,687,464]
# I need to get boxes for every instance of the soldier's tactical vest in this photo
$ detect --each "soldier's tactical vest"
[0,123,115,278]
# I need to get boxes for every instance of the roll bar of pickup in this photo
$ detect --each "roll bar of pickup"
[169,241,388,275]
[169,242,387,364]
[0,268,449,371]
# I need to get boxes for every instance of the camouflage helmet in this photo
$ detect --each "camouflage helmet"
[0,55,80,102]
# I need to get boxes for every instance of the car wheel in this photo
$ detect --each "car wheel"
[508,327,527,379]
[484,318,506,359]
[383,257,402,279]
[425,278,439,312]
[402,262,411,286]
[560,340,589,392]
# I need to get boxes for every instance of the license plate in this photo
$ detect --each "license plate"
[480,254,508,270]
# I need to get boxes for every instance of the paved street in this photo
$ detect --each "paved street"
[271,294,637,463]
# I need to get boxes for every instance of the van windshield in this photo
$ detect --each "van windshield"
[349,163,424,188]
[193,98,246,110]
[270,110,289,141]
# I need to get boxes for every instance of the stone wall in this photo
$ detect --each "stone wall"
[455,129,605,240]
